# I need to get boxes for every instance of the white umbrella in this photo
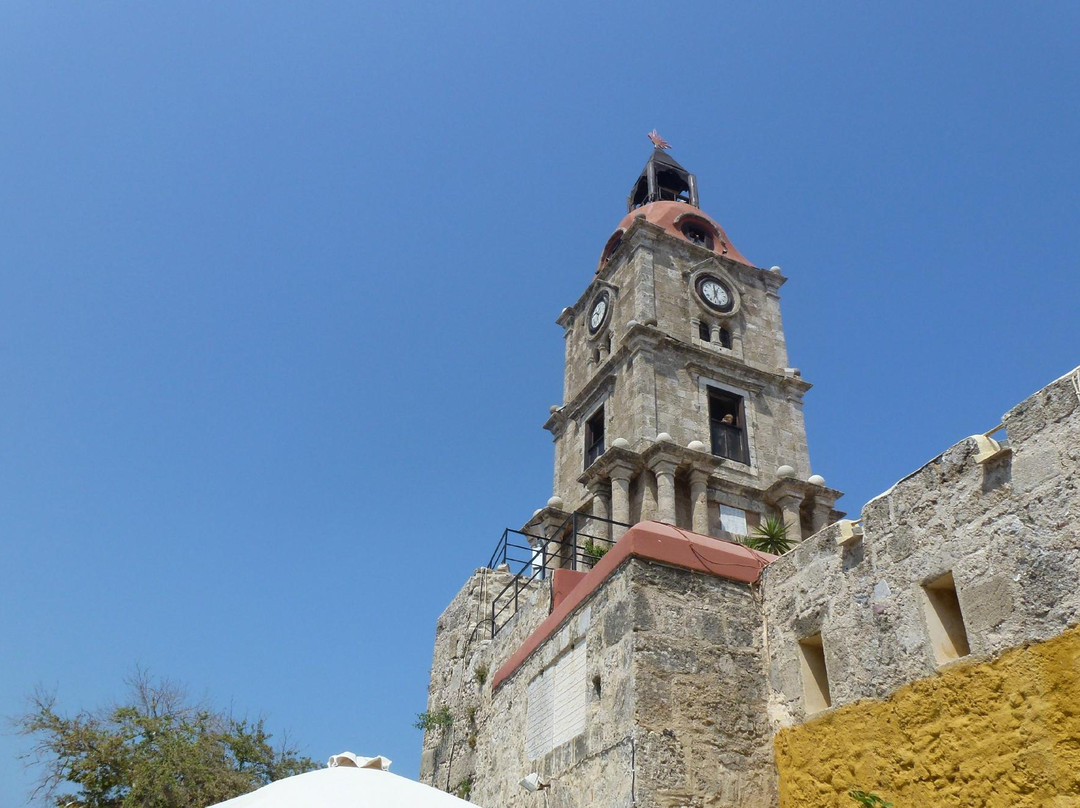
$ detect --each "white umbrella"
[209,752,485,808]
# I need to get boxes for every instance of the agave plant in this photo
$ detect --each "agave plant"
[743,515,794,555]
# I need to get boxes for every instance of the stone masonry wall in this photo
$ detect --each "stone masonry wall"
[631,561,777,808]
[761,365,1080,804]
[420,566,550,795]
[550,224,813,515]
[468,563,640,808]
[426,554,775,808]
[775,624,1080,807]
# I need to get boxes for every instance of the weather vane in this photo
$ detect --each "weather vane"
[648,129,671,150]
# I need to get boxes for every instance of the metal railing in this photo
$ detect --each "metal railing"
[486,511,630,638]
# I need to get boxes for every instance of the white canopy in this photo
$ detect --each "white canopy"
[209,754,484,808]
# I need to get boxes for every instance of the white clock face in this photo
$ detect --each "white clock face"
[697,276,733,312]
[589,296,608,332]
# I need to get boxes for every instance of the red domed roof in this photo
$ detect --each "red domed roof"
[604,201,750,267]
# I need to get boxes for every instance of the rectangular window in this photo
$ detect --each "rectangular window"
[719,504,748,535]
[698,321,711,341]
[584,406,605,469]
[922,572,970,664]
[708,388,749,464]
[798,633,831,714]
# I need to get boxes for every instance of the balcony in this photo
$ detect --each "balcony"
[486,511,629,638]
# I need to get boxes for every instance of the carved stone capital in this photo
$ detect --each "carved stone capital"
[579,445,643,488]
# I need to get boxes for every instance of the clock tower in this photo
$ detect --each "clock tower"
[536,144,842,545]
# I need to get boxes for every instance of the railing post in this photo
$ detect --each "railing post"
[571,513,578,571]
[490,600,496,639]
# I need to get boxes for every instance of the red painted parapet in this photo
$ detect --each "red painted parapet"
[551,568,588,612]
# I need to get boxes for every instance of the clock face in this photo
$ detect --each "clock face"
[588,293,609,333]
[697,276,733,312]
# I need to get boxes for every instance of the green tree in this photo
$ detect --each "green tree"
[16,669,317,808]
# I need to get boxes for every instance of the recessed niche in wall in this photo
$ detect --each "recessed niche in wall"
[798,633,831,714]
[922,571,971,665]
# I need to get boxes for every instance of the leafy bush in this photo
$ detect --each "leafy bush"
[414,705,453,732]
[582,538,610,561]
[455,775,474,800]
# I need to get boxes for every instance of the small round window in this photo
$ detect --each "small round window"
[680,220,714,250]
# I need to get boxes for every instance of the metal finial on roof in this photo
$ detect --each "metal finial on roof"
[648,129,671,150]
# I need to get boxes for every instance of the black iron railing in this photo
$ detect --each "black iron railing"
[486,511,630,638]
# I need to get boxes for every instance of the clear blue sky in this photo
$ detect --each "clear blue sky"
[2,2,1078,803]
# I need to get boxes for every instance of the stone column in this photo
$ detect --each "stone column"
[541,511,566,570]
[689,470,710,535]
[651,460,679,525]
[609,464,634,540]
[587,479,612,539]
[774,493,804,542]
[809,500,835,535]
[641,474,657,523]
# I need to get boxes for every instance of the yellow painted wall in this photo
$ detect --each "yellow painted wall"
[775,625,1080,807]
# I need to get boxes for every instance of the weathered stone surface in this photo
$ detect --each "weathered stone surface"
[423,365,1079,807]
[423,555,777,808]
[547,220,827,540]
[762,366,1080,729]
[424,145,1080,806]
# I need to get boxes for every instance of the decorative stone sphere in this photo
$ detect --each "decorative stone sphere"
[626,319,638,329]
[688,440,707,452]
[549,405,560,414]
[547,495,564,509]
[770,265,782,273]
[612,437,630,449]
[532,509,543,518]
[560,307,573,319]
[656,432,673,443]
[776,464,797,478]
[808,474,826,487]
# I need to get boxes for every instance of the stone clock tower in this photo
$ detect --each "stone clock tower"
[536,146,842,544]
[421,144,850,807]
[422,143,1080,808]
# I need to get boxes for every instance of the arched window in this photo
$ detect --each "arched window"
[680,219,714,250]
